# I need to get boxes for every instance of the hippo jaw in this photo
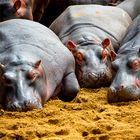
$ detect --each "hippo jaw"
[3,87,42,111]
[0,60,45,111]
[79,67,113,88]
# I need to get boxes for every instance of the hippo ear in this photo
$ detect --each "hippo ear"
[13,0,21,11]
[110,50,117,61]
[0,63,5,75]
[34,60,41,68]
[101,38,111,49]
[66,40,77,53]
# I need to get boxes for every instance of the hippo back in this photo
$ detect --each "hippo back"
[0,19,75,83]
[50,5,132,48]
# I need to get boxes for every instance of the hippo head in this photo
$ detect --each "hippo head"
[108,49,140,102]
[0,0,33,22]
[0,60,46,111]
[66,39,116,88]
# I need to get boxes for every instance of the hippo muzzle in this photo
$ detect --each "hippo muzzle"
[108,56,140,102]
[0,60,44,111]
[67,41,114,88]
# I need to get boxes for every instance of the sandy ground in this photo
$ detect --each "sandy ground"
[0,88,140,140]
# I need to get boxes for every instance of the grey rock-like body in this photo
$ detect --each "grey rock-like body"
[0,19,79,111]
[41,0,119,26]
[49,4,132,88]
[108,15,140,102]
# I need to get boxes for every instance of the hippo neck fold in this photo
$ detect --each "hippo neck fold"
[60,23,118,43]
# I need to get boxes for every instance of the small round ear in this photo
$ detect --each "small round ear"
[34,60,41,69]
[101,38,111,49]
[13,0,21,11]
[66,40,77,53]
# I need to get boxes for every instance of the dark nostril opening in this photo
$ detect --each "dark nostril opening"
[118,85,124,92]
[24,101,37,111]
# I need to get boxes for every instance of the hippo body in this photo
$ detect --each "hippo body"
[0,0,119,25]
[0,0,49,22]
[108,15,140,102]
[0,19,79,111]
[41,0,119,26]
[49,4,132,88]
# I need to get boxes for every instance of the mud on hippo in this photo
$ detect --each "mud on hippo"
[108,15,140,102]
[0,19,79,111]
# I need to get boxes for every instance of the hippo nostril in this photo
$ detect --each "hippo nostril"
[118,85,124,92]
[24,101,36,110]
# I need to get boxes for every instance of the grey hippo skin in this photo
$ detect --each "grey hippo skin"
[49,0,139,88]
[108,15,140,102]
[0,0,119,25]
[0,19,79,111]
[41,0,119,26]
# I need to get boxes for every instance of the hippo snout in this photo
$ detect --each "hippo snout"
[108,85,140,103]
[6,100,42,111]
[79,70,112,88]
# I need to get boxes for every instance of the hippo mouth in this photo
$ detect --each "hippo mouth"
[4,100,42,111]
[79,69,112,88]
[108,85,140,103]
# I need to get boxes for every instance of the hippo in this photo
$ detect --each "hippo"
[0,0,119,25]
[0,19,79,111]
[108,15,140,102]
[49,0,140,88]
[40,0,119,26]
[0,0,49,22]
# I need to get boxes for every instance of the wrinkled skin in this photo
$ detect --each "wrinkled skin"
[65,40,115,88]
[0,19,79,111]
[108,15,140,102]
[0,0,49,22]
[49,4,132,88]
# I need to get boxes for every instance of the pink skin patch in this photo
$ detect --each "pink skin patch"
[135,78,140,88]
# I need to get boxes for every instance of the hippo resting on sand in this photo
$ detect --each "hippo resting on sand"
[0,19,79,111]
[49,0,140,88]
[41,0,119,26]
[108,15,140,102]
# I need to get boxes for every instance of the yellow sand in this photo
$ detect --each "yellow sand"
[0,88,140,140]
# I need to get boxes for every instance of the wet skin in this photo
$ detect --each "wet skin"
[108,15,140,102]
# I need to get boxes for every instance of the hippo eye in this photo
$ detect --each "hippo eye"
[128,59,140,71]
[27,69,39,82]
